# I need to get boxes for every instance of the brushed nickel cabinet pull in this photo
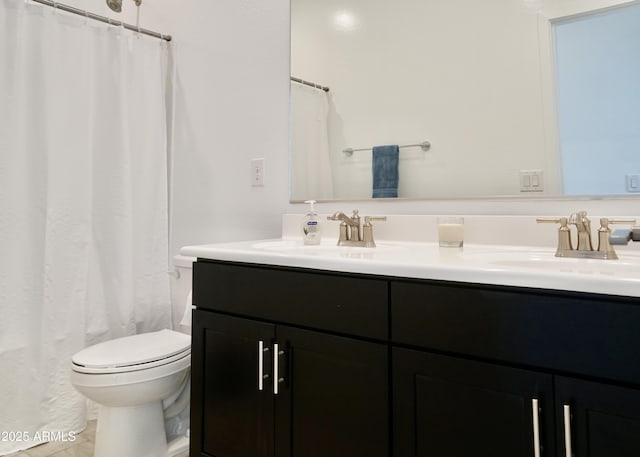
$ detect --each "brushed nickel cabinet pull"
[563,404,573,457]
[272,343,285,395]
[273,343,280,394]
[532,398,541,457]
[258,341,269,391]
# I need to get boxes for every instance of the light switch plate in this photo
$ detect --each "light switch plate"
[251,158,264,187]
[520,169,544,192]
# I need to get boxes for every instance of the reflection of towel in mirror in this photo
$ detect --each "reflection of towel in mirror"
[372,145,399,198]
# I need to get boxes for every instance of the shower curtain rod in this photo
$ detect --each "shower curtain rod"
[30,0,172,41]
[290,76,330,92]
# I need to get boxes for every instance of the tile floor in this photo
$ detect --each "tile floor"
[3,421,189,457]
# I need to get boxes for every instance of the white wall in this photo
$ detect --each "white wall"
[58,0,640,253]
[62,0,292,253]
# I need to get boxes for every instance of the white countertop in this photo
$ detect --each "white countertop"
[181,238,640,298]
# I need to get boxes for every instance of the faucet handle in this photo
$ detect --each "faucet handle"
[599,218,636,247]
[600,217,636,228]
[362,216,387,247]
[364,216,387,226]
[596,218,636,259]
[536,217,569,227]
[536,217,573,257]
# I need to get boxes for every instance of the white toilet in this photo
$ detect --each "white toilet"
[70,255,195,457]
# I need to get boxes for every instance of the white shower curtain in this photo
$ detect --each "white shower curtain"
[0,1,172,454]
[290,81,333,200]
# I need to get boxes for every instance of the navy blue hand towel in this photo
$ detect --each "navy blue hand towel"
[372,145,399,198]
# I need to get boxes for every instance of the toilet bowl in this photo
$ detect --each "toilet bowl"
[70,255,196,457]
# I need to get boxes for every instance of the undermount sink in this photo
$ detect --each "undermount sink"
[249,240,640,274]
[251,240,336,252]
[462,247,640,275]
[251,239,407,254]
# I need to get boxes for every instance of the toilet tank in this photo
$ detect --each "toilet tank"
[170,255,196,334]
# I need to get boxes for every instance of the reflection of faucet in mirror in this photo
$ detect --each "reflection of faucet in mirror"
[327,210,386,247]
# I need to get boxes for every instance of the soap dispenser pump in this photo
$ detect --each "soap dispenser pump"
[302,200,322,245]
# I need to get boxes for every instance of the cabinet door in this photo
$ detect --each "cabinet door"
[275,326,388,457]
[393,348,554,457]
[556,376,640,457]
[191,311,275,457]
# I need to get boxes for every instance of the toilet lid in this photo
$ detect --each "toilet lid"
[72,329,190,370]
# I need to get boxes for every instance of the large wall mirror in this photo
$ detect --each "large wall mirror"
[290,0,640,202]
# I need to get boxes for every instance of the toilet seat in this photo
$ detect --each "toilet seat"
[72,329,191,375]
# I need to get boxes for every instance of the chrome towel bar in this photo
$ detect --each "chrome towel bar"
[343,141,431,156]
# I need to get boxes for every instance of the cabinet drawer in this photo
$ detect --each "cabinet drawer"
[391,280,640,386]
[194,260,388,340]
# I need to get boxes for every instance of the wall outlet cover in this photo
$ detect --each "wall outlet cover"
[626,174,640,193]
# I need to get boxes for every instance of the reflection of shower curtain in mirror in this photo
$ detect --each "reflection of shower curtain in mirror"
[290,82,333,200]
[0,1,171,454]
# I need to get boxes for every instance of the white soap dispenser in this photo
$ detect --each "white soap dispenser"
[302,200,322,245]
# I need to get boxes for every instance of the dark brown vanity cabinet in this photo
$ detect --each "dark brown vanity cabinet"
[392,280,640,457]
[191,311,275,457]
[393,348,554,457]
[190,260,389,457]
[555,377,640,457]
[190,259,640,457]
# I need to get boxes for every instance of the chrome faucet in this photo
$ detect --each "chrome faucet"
[538,211,636,260]
[327,210,386,247]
